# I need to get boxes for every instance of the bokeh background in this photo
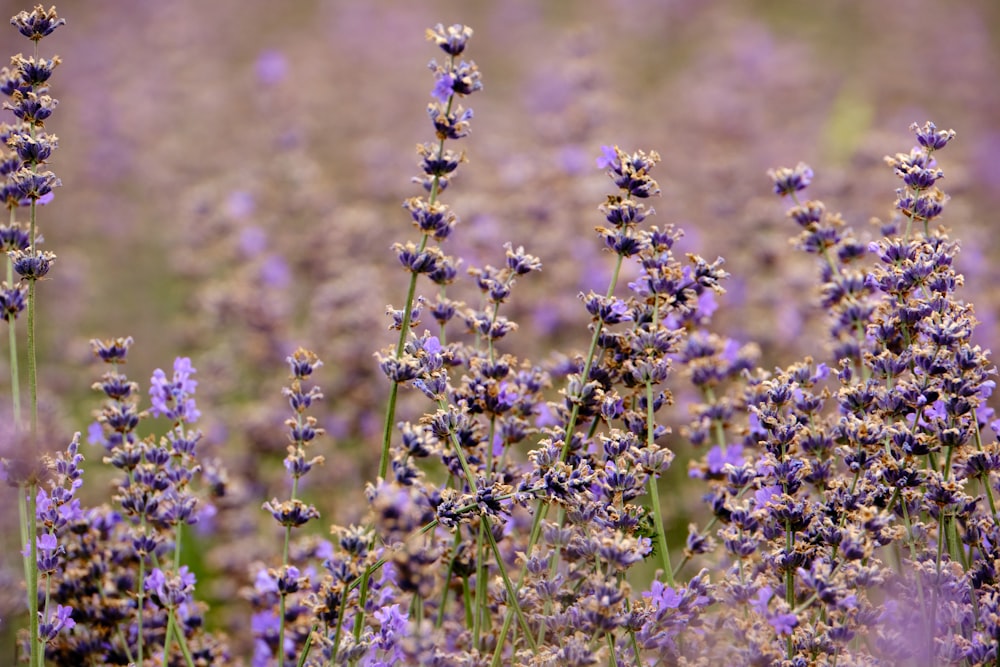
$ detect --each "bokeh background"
[1,0,999,657]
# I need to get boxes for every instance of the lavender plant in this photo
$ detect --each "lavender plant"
[3,5,1000,667]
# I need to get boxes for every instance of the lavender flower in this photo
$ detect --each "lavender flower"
[149,356,201,423]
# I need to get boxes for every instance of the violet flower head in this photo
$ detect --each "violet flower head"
[596,144,619,170]
[91,336,133,364]
[767,161,813,197]
[255,49,287,86]
[911,120,955,151]
[150,356,201,423]
[431,71,454,104]
[426,23,474,56]
[0,280,27,321]
[38,603,74,642]
[11,5,65,42]
[9,248,55,279]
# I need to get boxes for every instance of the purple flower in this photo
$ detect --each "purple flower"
[260,254,291,288]
[149,357,201,423]
[643,580,683,611]
[431,72,454,104]
[11,6,66,41]
[39,603,74,641]
[226,190,255,220]
[754,484,781,508]
[86,420,105,446]
[767,162,813,196]
[705,444,745,476]
[768,610,798,635]
[239,225,267,256]
[596,145,619,170]
[255,49,288,86]
[750,586,773,616]
[373,603,408,649]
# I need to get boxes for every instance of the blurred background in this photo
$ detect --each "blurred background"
[0,0,998,655]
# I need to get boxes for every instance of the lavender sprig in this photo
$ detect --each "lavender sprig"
[377,22,480,483]
[260,348,325,665]
[4,9,63,666]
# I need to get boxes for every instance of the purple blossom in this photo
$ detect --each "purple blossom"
[596,145,619,170]
[255,49,288,86]
[226,190,255,220]
[768,610,798,635]
[643,580,683,611]
[754,484,781,508]
[239,225,267,256]
[149,357,201,423]
[690,444,745,479]
[39,604,74,641]
[431,72,454,104]
[260,254,291,288]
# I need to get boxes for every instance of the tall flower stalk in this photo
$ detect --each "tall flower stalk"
[261,349,324,665]
[2,7,63,667]
[377,23,479,482]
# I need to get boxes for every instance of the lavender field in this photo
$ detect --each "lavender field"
[2,1,1000,665]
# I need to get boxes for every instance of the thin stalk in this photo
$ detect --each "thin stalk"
[644,300,673,584]
[26,199,37,436]
[328,596,346,667]
[6,210,21,427]
[24,484,40,667]
[472,519,486,649]
[435,530,463,628]
[377,53,455,482]
[137,518,148,667]
[169,608,196,667]
[645,466,674,586]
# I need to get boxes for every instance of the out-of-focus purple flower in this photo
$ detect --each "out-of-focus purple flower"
[754,484,781,507]
[373,603,408,650]
[255,49,288,86]
[254,568,278,595]
[86,420,105,446]
[145,566,196,607]
[534,401,558,427]
[558,145,588,175]
[239,225,267,257]
[150,357,201,423]
[260,254,290,288]
[767,162,813,197]
[226,190,255,220]
[431,72,454,104]
[426,24,474,56]
[768,610,798,635]
[750,586,773,616]
[690,443,746,480]
[642,580,682,611]
[596,145,618,170]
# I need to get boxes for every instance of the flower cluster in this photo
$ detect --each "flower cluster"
[29,338,230,664]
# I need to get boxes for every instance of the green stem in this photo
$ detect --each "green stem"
[27,198,37,437]
[137,520,147,667]
[24,484,40,667]
[646,466,674,587]
[435,530,463,629]
[169,607,196,667]
[472,520,486,649]
[6,232,21,429]
[645,300,673,584]
[376,53,455,482]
